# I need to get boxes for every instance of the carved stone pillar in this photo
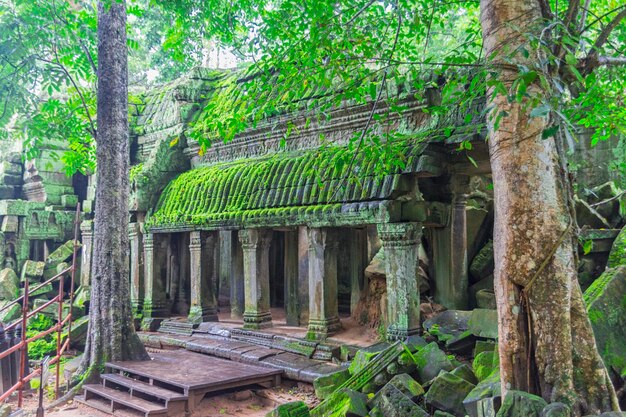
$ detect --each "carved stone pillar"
[350,228,367,314]
[238,229,272,329]
[297,226,309,324]
[449,176,470,309]
[173,234,189,315]
[188,231,218,325]
[128,223,143,319]
[141,233,168,331]
[79,220,93,288]
[284,230,299,326]
[230,231,245,319]
[377,222,422,341]
[306,228,341,340]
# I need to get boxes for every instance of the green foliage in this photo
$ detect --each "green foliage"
[155,0,626,177]
[26,314,57,360]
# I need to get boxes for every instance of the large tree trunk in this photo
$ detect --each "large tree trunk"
[82,0,148,377]
[479,0,619,414]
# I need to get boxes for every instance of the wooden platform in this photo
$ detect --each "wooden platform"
[77,350,283,416]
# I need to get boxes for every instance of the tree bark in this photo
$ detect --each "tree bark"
[81,0,148,378]
[480,0,620,414]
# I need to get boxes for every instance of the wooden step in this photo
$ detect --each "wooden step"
[101,373,188,403]
[82,384,168,417]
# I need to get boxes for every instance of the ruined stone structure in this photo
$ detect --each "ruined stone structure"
[93,67,494,341]
[0,139,83,276]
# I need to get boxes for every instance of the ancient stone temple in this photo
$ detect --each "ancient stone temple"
[103,67,494,341]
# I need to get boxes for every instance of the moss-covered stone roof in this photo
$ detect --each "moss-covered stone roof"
[146,143,436,230]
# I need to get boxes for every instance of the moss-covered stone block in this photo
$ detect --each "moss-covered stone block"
[348,344,389,375]
[463,370,501,417]
[424,371,475,416]
[266,401,310,417]
[310,388,368,417]
[470,240,494,281]
[495,390,546,417]
[0,300,21,322]
[584,265,626,376]
[22,260,45,279]
[0,268,19,300]
[473,340,496,357]
[413,342,454,383]
[313,368,350,400]
[46,240,78,266]
[473,351,497,382]
[468,309,498,339]
[608,226,626,268]
[451,364,478,385]
[368,374,427,417]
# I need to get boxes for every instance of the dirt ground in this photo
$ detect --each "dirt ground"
[9,381,317,417]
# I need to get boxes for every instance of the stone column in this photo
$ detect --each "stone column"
[218,231,232,303]
[188,231,218,324]
[377,222,422,341]
[174,234,190,315]
[350,228,367,314]
[284,230,299,326]
[449,176,470,309]
[238,229,272,329]
[297,226,309,324]
[306,228,341,340]
[79,220,93,288]
[128,223,143,319]
[141,233,168,331]
[230,231,245,319]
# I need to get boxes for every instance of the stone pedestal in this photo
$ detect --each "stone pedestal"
[188,231,218,325]
[239,229,272,329]
[128,223,143,320]
[230,231,245,319]
[79,220,93,288]
[284,230,299,326]
[306,228,341,340]
[377,222,422,341]
[141,233,168,331]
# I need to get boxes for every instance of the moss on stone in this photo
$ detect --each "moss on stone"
[146,142,426,229]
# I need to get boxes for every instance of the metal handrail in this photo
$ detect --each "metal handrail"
[0,203,81,406]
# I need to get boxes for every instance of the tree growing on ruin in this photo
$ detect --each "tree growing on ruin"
[159,0,625,414]
[80,0,148,378]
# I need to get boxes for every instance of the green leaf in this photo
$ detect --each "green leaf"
[541,125,559,139]
[530,104,550,118]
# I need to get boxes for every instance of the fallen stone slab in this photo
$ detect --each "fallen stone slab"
[468,309,498,339]
[425,371,475,416]
[463,371,501,417]
[0,268,19,300]
[584,265,626,376]
[266,400,310,417]
[240,347,282,362]
[313,368,351,399]
[413,342,454,383]
[310,388,368,417]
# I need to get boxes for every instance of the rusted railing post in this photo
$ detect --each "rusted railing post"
[18,274,29,407]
